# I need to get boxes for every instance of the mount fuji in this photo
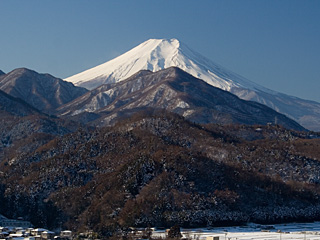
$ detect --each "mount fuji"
[65,38,320,131]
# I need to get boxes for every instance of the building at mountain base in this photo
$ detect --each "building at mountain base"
[0,215,33,228]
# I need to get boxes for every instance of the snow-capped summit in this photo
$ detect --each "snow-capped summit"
[65,38,320,131]
[65,38,268,93]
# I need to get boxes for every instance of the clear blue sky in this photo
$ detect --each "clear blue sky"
[1,0,320,102]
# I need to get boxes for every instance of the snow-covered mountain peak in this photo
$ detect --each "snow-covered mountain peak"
[63,38,320,131]
[64,38,269,93]
[65,38,184,89]
[143,38,180,49]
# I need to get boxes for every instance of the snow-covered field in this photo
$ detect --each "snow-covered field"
[152,222,320,240]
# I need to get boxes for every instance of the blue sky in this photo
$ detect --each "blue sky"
[1,0,319,102]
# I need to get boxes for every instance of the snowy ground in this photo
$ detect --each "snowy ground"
[152,222,320,240]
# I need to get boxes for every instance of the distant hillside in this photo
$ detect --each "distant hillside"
[0,89,41,116]
[0,89,84,163]
[58,67,305,131]
[0,110,319,236]
[0,68,88,114]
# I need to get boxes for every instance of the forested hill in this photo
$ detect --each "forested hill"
[0,110,320,236]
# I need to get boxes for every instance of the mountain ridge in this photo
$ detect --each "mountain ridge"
[59,67,305,131]
[0,68,88,114]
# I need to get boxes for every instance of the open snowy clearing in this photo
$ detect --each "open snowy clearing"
[152,222,320,240]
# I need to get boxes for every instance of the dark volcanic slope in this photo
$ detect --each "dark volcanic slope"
[0,68,88,114]
[58,67,305,131]
[0,70,4,76]
[0,110,319,235]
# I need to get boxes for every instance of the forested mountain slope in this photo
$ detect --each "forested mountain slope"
[0,110,319,236]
